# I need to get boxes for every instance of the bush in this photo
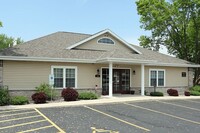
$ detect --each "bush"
[167,89,179,96]
[61,87,78,101]
[184,91,190,96]
[31,92,47,104]
[78,92,98,100]
[0,87,10,106]
[150,92,164,96]
[35,83,57,100]
[11,96,29,105]
[190,91,200,96]
[190,85,200,92]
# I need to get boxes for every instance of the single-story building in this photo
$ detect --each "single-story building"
[0,29,199,97]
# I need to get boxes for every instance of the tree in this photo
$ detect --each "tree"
[0,21,23,50]
[0,34,23,50]
[136,0,200,85]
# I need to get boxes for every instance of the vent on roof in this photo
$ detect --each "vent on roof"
[97,37,115,45]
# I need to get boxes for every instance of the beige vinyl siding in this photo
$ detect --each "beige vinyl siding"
[3,61,50,90]
[132,65,188,87]
[3,61,188,90]
[3,61,101,90]
[76,33,133,52]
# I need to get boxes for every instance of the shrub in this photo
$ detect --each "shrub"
[0,87,10,106]
[190,85,200,92]
[150,92,164,96]
[61,87,78,101]
[11,96,29,105]
[190,91,200,96]
[78,92,98,100]
[31,92,47,104]
[35,83,57,100]
[167,89,179,96]
[184,91,190,96]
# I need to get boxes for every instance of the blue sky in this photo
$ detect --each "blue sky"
[0,0,169,54]
[0,0,146,44]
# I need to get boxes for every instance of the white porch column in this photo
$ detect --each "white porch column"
[109,62,113,97]
[141,64,145,96]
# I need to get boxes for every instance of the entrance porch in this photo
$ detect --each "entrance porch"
[99,62,145,97]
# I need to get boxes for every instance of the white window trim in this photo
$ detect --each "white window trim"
[51,66,77,88]
[149,69,165,87]
[97,37,115,45]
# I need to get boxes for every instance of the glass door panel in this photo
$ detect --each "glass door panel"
[113,70,120,93]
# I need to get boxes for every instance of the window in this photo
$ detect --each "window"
[149,69,165,87]
[52,66,77,88]
[182,72,186,77]
[97,37,115,44]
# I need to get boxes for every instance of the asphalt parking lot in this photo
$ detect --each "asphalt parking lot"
[1,99,200,133]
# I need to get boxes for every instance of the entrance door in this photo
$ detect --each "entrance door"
[102,68,130,95]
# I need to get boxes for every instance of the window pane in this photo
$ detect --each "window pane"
[66,68,75,87]
[54,78,63,87]
[158,71,164,86]
[98,38,114,44]
[150,71,157,86]
[102,69,109,92]
[54,68,63,87]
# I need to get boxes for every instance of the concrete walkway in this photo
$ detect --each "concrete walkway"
[1,95,200,109]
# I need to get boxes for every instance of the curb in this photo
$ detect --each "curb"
[1,96,200,110]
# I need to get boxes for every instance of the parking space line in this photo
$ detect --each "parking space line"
[84,105,150,132]
[0,109,23,114]
[0,115,41,123]
[184,99,200,104]
[17,125,54,133]
[34,108,66,133]
[124,103,200,125]
[0,119,46,130]
[0,111,36,118]
[156,101,200,111]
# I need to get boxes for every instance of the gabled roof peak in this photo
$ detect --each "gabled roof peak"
[66,29,142,54]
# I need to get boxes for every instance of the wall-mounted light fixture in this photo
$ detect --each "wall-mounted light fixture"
[95,69,100,77]
[97,69,100,75]
[133,70,136,75]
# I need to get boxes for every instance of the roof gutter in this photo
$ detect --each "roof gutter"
[0,56,199,68]
[0,56,96,63]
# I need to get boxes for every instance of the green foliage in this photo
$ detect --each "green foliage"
[0,21,2,27]
[189,85,200,92]
[35,83,57,100]
[189,85,200,96]
[78,92,98,100]
[0,87,10,106]
[136,0,200,84]
[0,34,24,50]
[150,92,164,96]
[190,91,200,96]
[10,96,29,105]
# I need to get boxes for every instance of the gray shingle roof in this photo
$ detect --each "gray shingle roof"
[0,31,194,65]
